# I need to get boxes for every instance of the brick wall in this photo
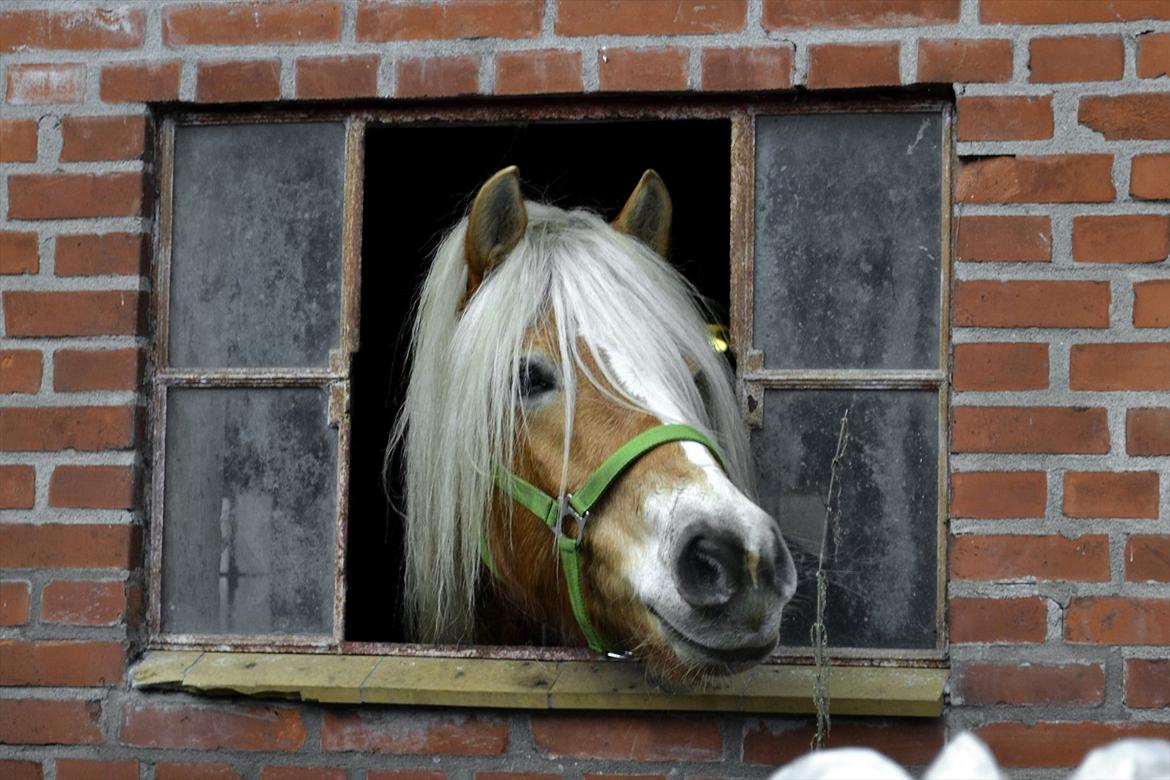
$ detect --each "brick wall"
[1,1,1167,778]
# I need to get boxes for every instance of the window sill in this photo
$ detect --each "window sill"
[131,651,947,717]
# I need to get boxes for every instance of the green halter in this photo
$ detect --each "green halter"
[484,423,728,654]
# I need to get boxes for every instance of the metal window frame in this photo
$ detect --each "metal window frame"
[147,112,365,650]
[146,94,952,668]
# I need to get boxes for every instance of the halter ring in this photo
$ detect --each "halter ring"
[560,493,589,541]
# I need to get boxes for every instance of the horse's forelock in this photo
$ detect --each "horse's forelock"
[395,202,751,643]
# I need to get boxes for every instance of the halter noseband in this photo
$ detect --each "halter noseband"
[484,423,728,654]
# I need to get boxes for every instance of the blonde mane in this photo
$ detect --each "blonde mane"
[392,202,752,643]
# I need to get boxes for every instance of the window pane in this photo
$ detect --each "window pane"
[753,112,942,370]
[752,389,939,649]
[169,123,345,368]
[161,388,337,635]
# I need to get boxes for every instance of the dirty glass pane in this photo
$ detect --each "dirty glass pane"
[753,112,942,370]
[161,388,337,635]
[752,389,939,649]
[169,123,345,368]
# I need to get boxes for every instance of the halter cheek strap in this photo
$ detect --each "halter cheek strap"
[485,423,728,654]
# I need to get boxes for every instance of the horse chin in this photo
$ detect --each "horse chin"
[636,609,779,687]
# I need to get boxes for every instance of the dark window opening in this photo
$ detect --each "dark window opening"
[346,119,733,642]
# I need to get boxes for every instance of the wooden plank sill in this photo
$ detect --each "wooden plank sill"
[132,651,948,716]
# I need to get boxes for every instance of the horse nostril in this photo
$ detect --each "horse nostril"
[675,532,744,609]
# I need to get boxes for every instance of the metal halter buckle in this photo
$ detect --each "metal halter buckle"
[560,493,589,540]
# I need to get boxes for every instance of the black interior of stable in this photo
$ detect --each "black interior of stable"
[346,120,732,641]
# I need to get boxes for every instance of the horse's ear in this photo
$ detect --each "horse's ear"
[613,169,672,257]
[465,166,527,295]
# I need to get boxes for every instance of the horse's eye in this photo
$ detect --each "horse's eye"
[693,369,712,412]
[518,358,558,399]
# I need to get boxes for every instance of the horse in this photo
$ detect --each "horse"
[392,166,796,682]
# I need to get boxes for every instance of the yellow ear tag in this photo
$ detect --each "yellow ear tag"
[707,323,729,354]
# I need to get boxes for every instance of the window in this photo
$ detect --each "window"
[145,98,950,707]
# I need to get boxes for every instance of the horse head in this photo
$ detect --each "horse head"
[397,167,796,683]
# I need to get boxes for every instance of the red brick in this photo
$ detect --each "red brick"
[1131,154,1170,200]
[807,42,900,89]
[396,56,479,98]
[0,119,37,162]
[1064,471,1160,518]
[0,350,42,393]
[157,763,242,780]
[957,154,1114,203]
[7,173,145,219]
[952,471,1047,518]
[196,60,281,103]
[1134,281,1170,328]
[765,0,959,28]
[957,215,1052,261]
[358,1,540,41]
[1066,597,1169,645]
[0,760,41,780]
[121,701,306,751]
[558,0,745,35]
[0,9,145,52]
[262,768,347,780]
[1126,659,1170,707]
[599,48,689,92]
[60,115,146,161]
[322,710,506,755]
[3,290,146,337]
[976,722,1170,769]
[1029,36,1123,83]
[957,96,1053,141]
[949,596,1048,643]
[918,39,1013,83]
[42,580,127,626]
[744,719,944,765]
[0,523,138,569]
[1126,535,1170,582]
[956,662,1104,705]
[0,232,38,275]
[0,465,36,509]
[496,50,583,95]
[0,581,31,626]
[57,759,137,780]
[1073,215,1170,263]
[952,406,1109,454]
[953,280,1109,328]
[164,2,341,45]
[55,233,146,277]
[48,465,136,510]
[953,343,1048,391]
[1127,407,1170,455]
[1070,343,1170,391]
[54,348,144,392]
[295,55,379,99]
[1080,93,1170,140]
[532,714,721,761]
[950,534,1110,582]
[981,0,1170,24]
[0,404,138,453]
[100,61,181,103]
[1138,32,1170,78]
[701,47,794,91]
[5,63,85,105]
[0,640,124,686]
[0,699,103,745]
[368,772,446,780]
